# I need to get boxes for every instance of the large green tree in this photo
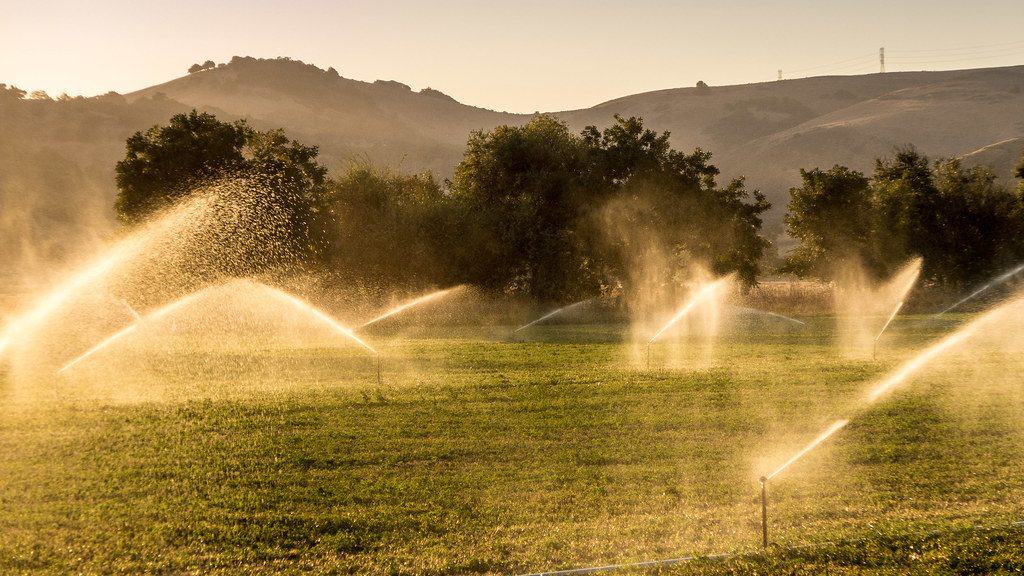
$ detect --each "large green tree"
[115,111,249,222]
[448,115,770,300]
[115,110,329,257]
[783,166,874,277]
[449,116,593,300]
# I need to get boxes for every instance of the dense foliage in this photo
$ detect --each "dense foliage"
[116,112,771,300]
[115,111,329,262]
[448,115,770,300]
[115,110,1024,295]
[785,147,1024,287]
[318,166,452,289]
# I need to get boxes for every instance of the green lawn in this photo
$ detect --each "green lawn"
[1,314,1023,574]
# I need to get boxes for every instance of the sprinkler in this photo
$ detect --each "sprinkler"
[759,476,769,548]
[376,352,382,386]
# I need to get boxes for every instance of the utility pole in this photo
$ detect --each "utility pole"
[879,47,885,73]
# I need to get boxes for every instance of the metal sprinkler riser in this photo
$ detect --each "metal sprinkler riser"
[759,475,768,549]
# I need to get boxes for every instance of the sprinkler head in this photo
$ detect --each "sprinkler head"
[759,475,767,484]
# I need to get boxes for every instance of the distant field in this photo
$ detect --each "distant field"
[1,315,1023,575]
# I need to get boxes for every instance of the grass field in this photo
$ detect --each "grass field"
[2,313,1023,574]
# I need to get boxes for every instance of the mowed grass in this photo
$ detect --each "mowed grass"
[1,314,1023,574]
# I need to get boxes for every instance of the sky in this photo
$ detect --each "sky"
[2,0,1023,113]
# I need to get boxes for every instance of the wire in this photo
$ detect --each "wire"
[780,40,1024,80]
[888,39,1024,54]
[786,53,877,74]
[889,47,1024,60]
[886,49,1024,66]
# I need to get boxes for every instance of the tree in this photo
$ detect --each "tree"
[115,110,250,222]
[1017,152,1024,189]
[115,110,329,260]
[188,61,216,73]
[319,165,452,289]
[448,115,769,300]
[783,166,874,277]
[449,115,590,300]
[584,115,769,286]
[0,84,26,100]
[784,147,1024,287]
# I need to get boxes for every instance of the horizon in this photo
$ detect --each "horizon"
[2,0,1022,113]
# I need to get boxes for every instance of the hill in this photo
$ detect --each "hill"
[1,57,1022,277]
[559,66,1024,226]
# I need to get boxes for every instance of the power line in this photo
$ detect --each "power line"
[779,42,1024,80]
[785,53,877,74]
[886,48,1024,66]
[888,38,1024,54]
[888,46,1024,61]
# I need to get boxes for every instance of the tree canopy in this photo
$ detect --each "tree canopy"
[785,147,1024,287]
[448,115,770,300]
[115,110,329,261]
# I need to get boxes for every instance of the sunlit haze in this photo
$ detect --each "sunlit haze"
[3,0,1022,112]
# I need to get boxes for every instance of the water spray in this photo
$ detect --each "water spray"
[260,283,383,387]
[58,324,140,374]
[514,299,591,333]
[263,286,377,355]
[359,286,461,329]
[758,419,848,547]
[873,300,904,359]
[57,290,210,373]
[757,297,1020,545]
[935,262,1024,316]
[646,277,729,368]
[0,242,143,359]
[730,306,805,327]
[122,299,141,321]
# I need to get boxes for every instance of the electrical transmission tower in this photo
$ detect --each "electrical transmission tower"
[879,47,885,73]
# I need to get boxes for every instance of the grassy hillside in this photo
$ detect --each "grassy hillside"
[2,315,1023,574]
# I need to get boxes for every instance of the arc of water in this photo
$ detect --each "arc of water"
[122,299,141,321]
[649,278,730,344]
[58,325,139,374]
[59,282,377,374]
[261,285,377,355]
[875,301,904,343]
[764,299,1002,480]
[359,286,461,329]
[766,419,849,480]
[936,262,1024,316]
[0,242,143,358]
[730,305,806,326]
[57,289,212,373]
[513,299,591,333]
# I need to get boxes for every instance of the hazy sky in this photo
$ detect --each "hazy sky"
[3,0,1023,112]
